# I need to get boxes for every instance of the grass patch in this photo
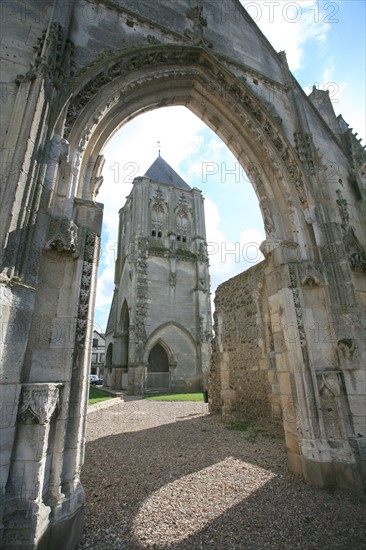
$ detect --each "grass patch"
[144,392,204,401]
[226,420,275,443]
[226,421,250,432]
[88,386,113,405]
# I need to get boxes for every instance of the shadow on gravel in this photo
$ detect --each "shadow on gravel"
[79,410,366,550]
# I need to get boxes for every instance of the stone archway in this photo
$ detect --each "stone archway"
[148,343,170,373]
[1,1,365,548]
[105,342,113,367]
[147,342,171,392]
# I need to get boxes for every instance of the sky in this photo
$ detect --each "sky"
[93,0,365,332]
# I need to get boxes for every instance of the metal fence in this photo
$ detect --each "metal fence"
[145,372,171,392]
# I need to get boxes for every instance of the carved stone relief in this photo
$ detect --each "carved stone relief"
[75,231,97,347]
[317,373,343,442]
[288,264,307,350]
[45,218,79,256]
[185,2,212,48]
[298,261,324,287]
[16,23,75,90]
[135,238,149,360]
[294,132,317,176]
[336,189,366,272]
[17,383,63,425]
[337,338,356,366]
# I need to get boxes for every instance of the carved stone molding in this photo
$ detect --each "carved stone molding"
[298,261,324,287]
[16,23,75,89]
[76,231,97,346]
[18,383,63,424]
[317,372,340,396]
[175,193,192,216]
[135,239,149,360]
[63,45,309,208]
[259,238,299,259]
[335,189,366,272]
[197,242,207,263]
[45,218,79,256]
[150,187,167,209]
[288,264,307,350]
[294,132,317,177]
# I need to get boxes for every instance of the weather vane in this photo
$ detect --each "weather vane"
[157,140,161,156]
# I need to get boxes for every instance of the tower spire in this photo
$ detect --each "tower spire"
[157,140,161,157]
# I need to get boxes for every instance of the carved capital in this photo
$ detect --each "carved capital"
[298,261,324,287]
[18,383,63,424]
[46,218,79,257]
[259,238,299,260]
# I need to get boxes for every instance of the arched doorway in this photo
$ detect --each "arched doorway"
[146,343,170,392]
[119,301,130,390]
[148,343,169,373]
[120,301,129,367]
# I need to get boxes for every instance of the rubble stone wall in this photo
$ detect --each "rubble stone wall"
[209,261,280,425]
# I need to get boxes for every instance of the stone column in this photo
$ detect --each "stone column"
[3,384,63,548]
[262,238,363,490]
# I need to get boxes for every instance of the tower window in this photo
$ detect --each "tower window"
[177,235,181,242]
[182,236,187,243]
[152,230,156,237]
[157,231,162,238]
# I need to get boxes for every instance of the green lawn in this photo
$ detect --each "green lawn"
[144,392,204,401]
[88,386,113,405]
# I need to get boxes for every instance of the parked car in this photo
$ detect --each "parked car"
[89,374,103,386]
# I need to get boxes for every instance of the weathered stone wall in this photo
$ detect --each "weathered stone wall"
[1,1,365,546]
[209,261,281,425]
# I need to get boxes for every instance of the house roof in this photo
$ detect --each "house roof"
[143,155,191,190]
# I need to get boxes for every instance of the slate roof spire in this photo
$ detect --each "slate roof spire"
[143,156,191,190]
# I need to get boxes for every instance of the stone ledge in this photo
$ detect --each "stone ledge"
[288,451,365,494]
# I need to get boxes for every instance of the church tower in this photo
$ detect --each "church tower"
[104,155,212,395]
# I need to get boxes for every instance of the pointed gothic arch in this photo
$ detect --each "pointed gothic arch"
[149,188,167,238]
[147,341,171,373]
[105,343,113,367]
[60,45,313,248]
[1,2,365,548]
[119,300,130,368]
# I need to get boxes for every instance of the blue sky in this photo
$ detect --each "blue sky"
[93,0,365,332]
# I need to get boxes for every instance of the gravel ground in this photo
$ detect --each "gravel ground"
[77,399,365,550]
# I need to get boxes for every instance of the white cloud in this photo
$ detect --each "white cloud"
[240,0,331,71]
[205,199,265,288]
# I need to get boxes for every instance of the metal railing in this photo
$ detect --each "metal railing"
[145,372,171,392]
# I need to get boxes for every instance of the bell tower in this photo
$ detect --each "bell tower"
[104,155,212,394]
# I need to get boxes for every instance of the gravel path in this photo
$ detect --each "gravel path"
[77,399,365,549]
